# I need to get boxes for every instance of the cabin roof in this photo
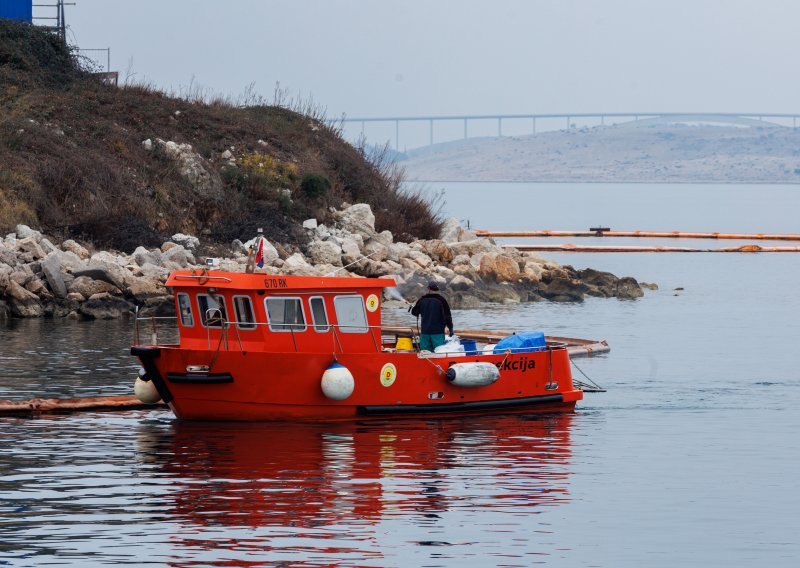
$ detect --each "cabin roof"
[166,270,396,292]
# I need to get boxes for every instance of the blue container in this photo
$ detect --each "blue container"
[460,338,478,354]
[0,0,33,22]
[493,331,547,354]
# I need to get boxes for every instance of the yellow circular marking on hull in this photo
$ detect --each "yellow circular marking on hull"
[380,363,397,387]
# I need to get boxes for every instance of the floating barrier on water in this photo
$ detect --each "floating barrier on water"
[505,244,800,253]
[0,395,166,416]
[476,229,800,241]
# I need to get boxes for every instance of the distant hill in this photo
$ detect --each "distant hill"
[0,21,440,251]
[401,123,800,183]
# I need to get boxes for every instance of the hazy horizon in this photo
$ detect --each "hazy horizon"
[62,1,800,120]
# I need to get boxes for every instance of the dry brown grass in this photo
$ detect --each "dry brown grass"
[0,21,443,250]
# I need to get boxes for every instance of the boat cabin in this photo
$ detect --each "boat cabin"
[164,271,396,354]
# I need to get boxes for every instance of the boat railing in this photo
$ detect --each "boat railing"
[134,312,569,358]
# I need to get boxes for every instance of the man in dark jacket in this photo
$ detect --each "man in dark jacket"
[411,282,454,352]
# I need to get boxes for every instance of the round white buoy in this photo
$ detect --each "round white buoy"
[321,362,355,401]
[134,377,162,404]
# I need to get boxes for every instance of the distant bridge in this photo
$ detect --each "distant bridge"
[337,112,800,151]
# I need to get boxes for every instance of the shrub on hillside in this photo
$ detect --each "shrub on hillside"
[300,172,331,200]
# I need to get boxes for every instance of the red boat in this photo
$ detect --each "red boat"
[131,269,584,421]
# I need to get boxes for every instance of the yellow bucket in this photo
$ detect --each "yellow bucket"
[395,336,413,351]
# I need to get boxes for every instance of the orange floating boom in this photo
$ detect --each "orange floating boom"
[476,230,800,241]
[506,244,800,253]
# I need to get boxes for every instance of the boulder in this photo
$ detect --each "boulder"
[419,239,454,264]
[61,239,90,260]
[25,277,51,298]
[521,263,544,283]
[136,262,170,281]
[387,242,411,262]
[68,276,120,300]
[307,240,343,266]
[449,238,494,257]
[373,230,394,246]
[73,259,132,291]
[363,240,389,263]
[6,280,44,317]
[493,254,521,282]
[10,269,33,287]
[340,238,362,265]
[0,246,18,268]
[452,254,471,266]
[449,274,475,290]
[170,233,200,251]
[282,253,314,275]
[15,224,41,241]
[79,293,133,319]
[137,296,176,318]
[39,238,58,255]
[127,277,165,301]
[133,246,162,267]
[538,276,586,302]
[617,277,644,299]
[161,245,194,268]
[302,218,318,230]
[338,203,376,236]
[439,218,463,243]
[41,253,68,298]
[16,237,45,260]
[407,250,433,269]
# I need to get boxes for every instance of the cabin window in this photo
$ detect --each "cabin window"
[309,296,329,333]
[177,293,194,327]
[198,294,228,328]
[333,295,368,334]
[265,297,306,332]
[233,296,257,330]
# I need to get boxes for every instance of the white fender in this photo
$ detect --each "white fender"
[445,362,500,387]
[134,377,162,404]
[321,362,355,400]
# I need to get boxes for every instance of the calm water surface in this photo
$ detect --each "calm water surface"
[2,183,799,566]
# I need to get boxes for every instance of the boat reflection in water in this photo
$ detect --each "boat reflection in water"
[136,413,575,561]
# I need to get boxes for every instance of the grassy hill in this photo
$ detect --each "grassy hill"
[0,21,440,251]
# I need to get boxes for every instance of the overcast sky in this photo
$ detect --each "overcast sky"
[63,0,800,144]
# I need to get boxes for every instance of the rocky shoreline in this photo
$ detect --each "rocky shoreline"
[0,203,644,321]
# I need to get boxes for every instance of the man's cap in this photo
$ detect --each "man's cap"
[427,281,440,291]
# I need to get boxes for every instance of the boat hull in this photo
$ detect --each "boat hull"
[133,346,582,422]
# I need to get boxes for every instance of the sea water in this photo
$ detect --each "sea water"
[1,183,799,566]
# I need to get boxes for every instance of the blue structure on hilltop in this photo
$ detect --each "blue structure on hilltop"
[0,0,33,22]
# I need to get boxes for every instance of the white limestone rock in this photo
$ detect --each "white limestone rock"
[338,203,376,237]
[170,233,200,251]
[307,240,343,267]
[15,224,41,241]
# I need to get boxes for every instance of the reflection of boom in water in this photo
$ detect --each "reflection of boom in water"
[136,413,575,530]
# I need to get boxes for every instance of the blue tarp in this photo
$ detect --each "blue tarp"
[0,0,33,22]
[493,331,546,354]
